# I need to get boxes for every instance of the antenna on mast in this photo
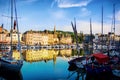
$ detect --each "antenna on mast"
[113,4,116,35]
[101,5,103,51]
[113,4,116,46]
[90,18,93,49]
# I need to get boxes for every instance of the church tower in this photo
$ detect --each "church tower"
[54,25,56,34]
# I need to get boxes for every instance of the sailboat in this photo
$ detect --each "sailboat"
[85,5,120,78]
[68,18,86,69]
[109,4,120,55]
[0,0,23,72]
[88,18,94,50]
[109,4,120,78]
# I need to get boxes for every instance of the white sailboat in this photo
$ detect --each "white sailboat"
[0,0,23,72]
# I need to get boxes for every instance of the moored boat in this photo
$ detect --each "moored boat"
[0,57,23,72]
[0,0,23,72]
[68,56,86,69]
[85,52,113,79]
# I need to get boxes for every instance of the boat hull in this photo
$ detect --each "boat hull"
[0,66,23,80]
[0,60,23,72]
[68,57,86,69]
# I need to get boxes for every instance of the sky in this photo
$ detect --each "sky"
[0,0,120,35]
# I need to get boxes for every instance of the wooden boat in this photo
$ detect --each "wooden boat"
[85,52,120,79]
[85,52,113,80]
[108,4,120,78]
[110,54,120,78]
[68,18,87,69]
[86,6,113,78]
[68,56,86,69]
[0,57,23,72]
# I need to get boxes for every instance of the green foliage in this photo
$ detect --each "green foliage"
[56,30,84,43]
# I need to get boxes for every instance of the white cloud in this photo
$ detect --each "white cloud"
[76,20,109,34]
[57,25,73,32]
[51,0,92,8]
[57,20,119,35]
[116,23,120,35]
[50,10,66,19]
[80,7,91,17]
[116,10,120,21]
[107,10,120,22]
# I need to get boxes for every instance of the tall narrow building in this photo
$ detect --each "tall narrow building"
[54,25,56,34]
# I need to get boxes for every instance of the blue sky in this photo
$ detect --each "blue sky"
[0,0,120,35]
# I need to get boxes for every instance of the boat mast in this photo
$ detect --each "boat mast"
[13,0,23,60]
[101,5,103,50]
[10,0,13,54]
[74,18,79,48]
[71,18,80,57]
[90,18,93,48]
[113,4,115,46]
[14,0,21,53]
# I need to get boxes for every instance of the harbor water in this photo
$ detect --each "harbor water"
[0,49,87,80]
[0,49,119,80]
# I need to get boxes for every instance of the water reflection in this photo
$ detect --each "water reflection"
[0,67,23,80]
[0,49,94,80]
[1,49,86,63]
[59,49,72,57]
[22,49,58,62]
[11,49,87,64]
[22,49,72,63]
[67,64,86,80]
[12,50,21,60]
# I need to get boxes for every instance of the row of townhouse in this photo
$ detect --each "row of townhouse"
[0,26,23,45]
[0,26,72,46]
[93,32,120,45]
[84,32,120,45]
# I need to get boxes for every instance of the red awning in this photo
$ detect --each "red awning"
[92,53,109,64]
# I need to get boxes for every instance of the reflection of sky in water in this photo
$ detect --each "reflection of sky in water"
[21,58,71,80]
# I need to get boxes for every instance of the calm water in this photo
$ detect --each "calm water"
[0,49,88,80]
[22,57,79,80]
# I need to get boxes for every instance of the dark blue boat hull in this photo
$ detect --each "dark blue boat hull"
[0,60,23,72]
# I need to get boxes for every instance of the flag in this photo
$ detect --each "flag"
[14,20,16,30]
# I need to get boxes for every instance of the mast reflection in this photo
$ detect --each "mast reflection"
[67,64,86,80]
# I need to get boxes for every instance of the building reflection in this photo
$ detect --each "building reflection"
[0,50,22,60]
[12,50,21,60]
[22,49,59,63]
[2,49,83,63]
[59,49,72,57]
[22,49,72,63]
